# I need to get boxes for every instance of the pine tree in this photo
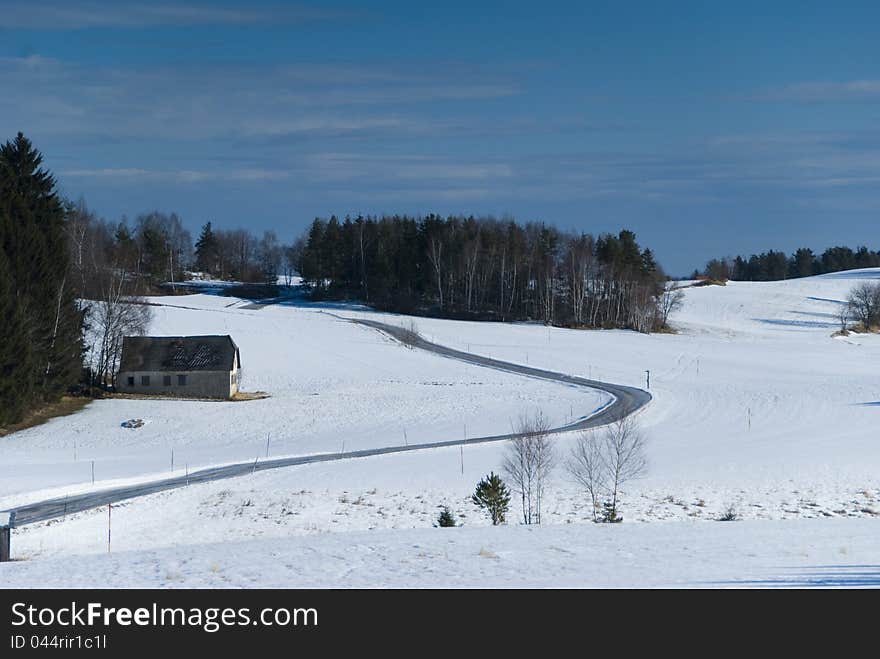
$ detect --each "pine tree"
[0,132,83,424]
[472,472,511,526]
[194,221,219,276]
[600,500,622,523]
[436,506,457,527]
[140,224,168,281]
[0,233,32,424]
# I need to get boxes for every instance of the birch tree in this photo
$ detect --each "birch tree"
[503,411,556,525]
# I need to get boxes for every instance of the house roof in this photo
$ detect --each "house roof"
[119,335,240,373]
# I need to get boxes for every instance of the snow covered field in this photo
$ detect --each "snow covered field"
[0,292,602,506]
[2,269,880,587]
[5,517,879,588]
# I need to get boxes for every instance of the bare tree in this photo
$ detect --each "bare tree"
[257,230,282,285]
[398,319,421,349]
[283,237,305,286]
[85,268,152,388]
[599,417,648,522]
[846,282,880,330]
[835,299,851,334]
[503,411,556,525]
[566,429,605,522]
[655,286,684,330]
[428,234,445,309]
[567,417,647,523]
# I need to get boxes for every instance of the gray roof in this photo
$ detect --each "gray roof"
[119,335,240,373]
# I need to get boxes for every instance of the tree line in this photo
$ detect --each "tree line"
[298,215,676,332]
[63,207,308,388]
[698,245,880,282]
[68,211,299,297]
[192,222,297,285]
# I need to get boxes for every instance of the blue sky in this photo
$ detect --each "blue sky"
[2,1,880,274]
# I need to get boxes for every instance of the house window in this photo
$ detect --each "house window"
[141,375,150,386]
[163,375,172,386]
[127,376,134,386]
[177,374,187,386]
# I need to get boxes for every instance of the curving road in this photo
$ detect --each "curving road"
[5,318,650,527]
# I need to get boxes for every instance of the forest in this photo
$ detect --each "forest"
[297,215,675,332]
[698,245,880,282]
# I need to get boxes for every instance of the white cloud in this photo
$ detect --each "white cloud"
[0,2,344,29]
[242,117,413,137]
[761,80,880,102]
[62,168,152,178]
[61,168,292,183]
[0,56,517,141]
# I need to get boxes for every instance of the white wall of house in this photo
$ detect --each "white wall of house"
[117,369,236,399]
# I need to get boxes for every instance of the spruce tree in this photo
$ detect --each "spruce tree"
[194,221,219,276]
[472,472,511,526]
[436,506,457,527]
[600,500,622,523]
[0,132,82,423]
[0,229,32,424]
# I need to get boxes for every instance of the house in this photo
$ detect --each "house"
[117,335,241,399]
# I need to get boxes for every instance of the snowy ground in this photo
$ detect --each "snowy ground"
[2,269,879,587]
[0,291,602,507]
[4,517,879,588]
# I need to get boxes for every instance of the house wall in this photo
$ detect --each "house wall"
[228,357,241,398]
[117,370,234,399]
[230,352,240,397]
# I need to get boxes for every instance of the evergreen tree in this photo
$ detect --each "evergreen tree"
[790,247,817,279]
[114,221,138,275]
[600,500,623,523]
[435,506,457,527]
[194,221,219,276]
[472,472,511,526]
[140,224,168,280]
[0,132,83,424]
[0,229,32,424]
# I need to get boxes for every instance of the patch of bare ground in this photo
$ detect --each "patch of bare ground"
[0,396,92,437]
[231,391,270,401]
[653,325,678,334]
[109,391,269,402]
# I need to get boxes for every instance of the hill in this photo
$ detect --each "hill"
[2,268,879,587]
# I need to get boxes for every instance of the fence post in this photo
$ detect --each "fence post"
[0,511,15,562]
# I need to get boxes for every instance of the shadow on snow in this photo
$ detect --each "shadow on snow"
[718,565,880,588]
